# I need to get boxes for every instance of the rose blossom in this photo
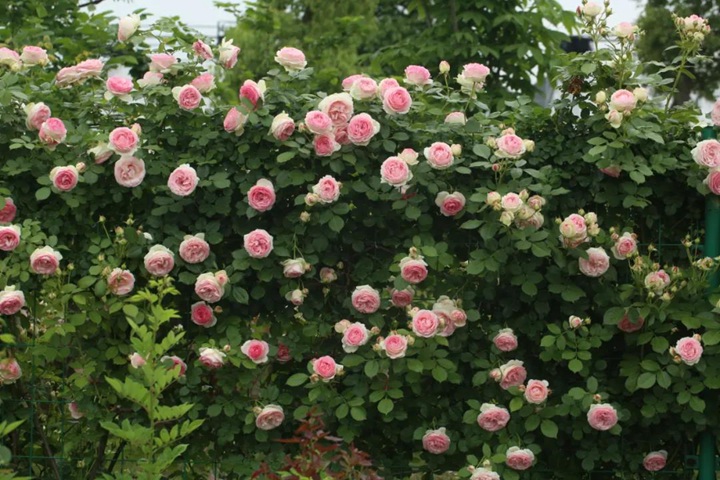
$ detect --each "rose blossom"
[399,257,428,284]
[114,156,146,187]
[276,343,291,363]
[615,22,637,39]
[161,355,187,376]
[168,164,199,196]
[244,229,274,258]
[49,166,79,192]
[199,347,226,369]
[606,109,623,128]
[495,133,526,158]
[0,198,16,224]
[675,336,703,365]
[612,232,637,259]
[445,111,466,125]
[68,402,84,420]
[256,405,285,430]
[105,76,133,99]
[282,258,310,278]
[0,286,25,315]
[477,403,511,432]
[0,358,22,384]
[342,322,370,353]
[380,334,409,359]
[193,39,213,60]
[24,102,51,131]
[424,142,454,169]
[20,46,48,66]
[245,179,276,212]
[128,352,146,368]
[117,14,140,41]
[191,72,215,93]
[224,107,248,135]
[404,65,432,86]
[0,48,21,70]
[390,287,414,307]
[312,175,342,203]
[582,1,602,17]
[195,272,225,303]
[347,113,380,146]
[30,246,62,275]
[462,63,490,83]
[107,268,135,296]
[191,301,216,327]
[435,192,465,216]
[239,79,265,109]
[493,328,518,352]
[178,233,210,264]
[617,313,644,333]
[501,193,523,212]
[333,125,350,145]
[109,127,139,155]
[350,77,378,100]
[470,469,500,480]
[286,288,306,306]
[380,157,413,187]
[398,148,418,166]
[579,247,610,277]
[319,267,337,283]
[275,46,306,71]
[506,447,535,470]
[351,285,381,314]
[643,451,668,472]
[711,100,720,126]
[305,110,333,135]
[383,86,413,115]
[422,428,450,454]
[318,93,354,125]
[692,140,720,168]
[137,71,163,88]
[270,112,295,140]
[39,118,67,148]
[587,403,618,430]
[312,355,342,381]
[342,74,364,91]
[644,270,671,294]
[0,225,21,252]
[378,77,400,98]
[172,85,202,111]
[524,379,550,404]
[497,360,527,390]
[141,245,174,277]
[705,169,720,195]
[218,38,240,68]
[412,309,440,338]
[241,339,270,364]
[610,89,637,112]
[313,134,340,157]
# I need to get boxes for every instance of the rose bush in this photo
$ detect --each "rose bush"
[1,3,720,479]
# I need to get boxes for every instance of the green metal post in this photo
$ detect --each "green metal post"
[700,125,719,480]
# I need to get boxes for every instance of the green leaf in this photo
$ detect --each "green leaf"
[35,187,51,201]
[329,216,345,233]
[541,419,558,438]
[460,220,482,230]
[350,406,367,421]
[335,403,349,419]
[509,397,523,412]
[431,367,447,382]
[637,372,656,389]
[561,285,585,302]
[277,151,296,163]
[406,358,423,373]
[364,360,379,378]
[378,398,394,415]
[568,359,583,373]
[524,415,540,431]
[286,373,308,386]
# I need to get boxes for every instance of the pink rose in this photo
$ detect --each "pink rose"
[614,22,637,39]
[179,234,210,264]
[318,93,354,125]
[109,127,139,155]
[20,46,48,66]
[404,65,431,86]
[106,76,133,97]
[587,403,618,430]
[195,272,225,303]
[506,447,535,470]
[579,247,610,277]
[349,77,378,100]
[497,360,527,390]
[218,39,240,69]
[451,309,467,327]
[286,288,306,305]
[643,451,668,472]
[172,85,202,111]
[0,198,16,223]
[68,402,84,419]
[524,379,550,404]
[0,358,22,384]
[282,258,310,278]
[114,156,146,188]
[312,355,342,381]
[313,134,340,157]
[492,328,518,352]
[312,175,341,203]
[191,301,217,327]
[244,229,274,258]
[600,165,621,177]
[161,355,187,376]
[256,405,285,430]
[712,100,720,126]
[320,267,337,283]
[380,156,412,187]
[247,179,276,212]
[30,246,62,275]
[0,286,25,315]
[382,86,412,115]
[380,334,409,359]
[39,118,67,148]
[270,112,295,140]
[0,225,21,251]
[55,66,80,87]
[107,268,135,296]
[351,285,381,314]
[399,257,428,284]
[444,112,466,125]
[462,63,490,83]
[501,193,523,213]
[644,270,671,294]
[612,232,637,259]
[49,166,79,192]
[191,72,215,93]
[117,14,140,41]
[224,107,248,135]
[581,1,602,17]
[74,59,103,78]
[143,245,174,277]
[495,134,526,158]
[693,140,720,168]
[390,287,414,307]
[424,142,454,169]
[274,46,306,71]
[422,428,450,454]
[470,469,500,480]
[412,309,440,338]
[148,53,176,73]
[477,403,510,432]
[333,125,350,145]
[241,339,270,364]
[0,48,21,70]
[435,192,465,216]
[168,164,199,196]
[25,102,51,130]
[305,110,333,135]
[347,113,380,146]
[342,74,365,91]
[342,322,369,353]
[239,80,264,109]
[559,213,588,243]
[610,89,637,112]
[276,343,291,363]
[193,39,213,60]
[137,71,163,88]
[675,336,703,365]
[378,77,400,97]
[199,347,226,369]
[705,169,720,194]
[617,314,644,333]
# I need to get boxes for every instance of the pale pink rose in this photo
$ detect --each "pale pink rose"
[381,157,413,187]
[495,134,526,158]
[506,447,535,470]
[143,245,174,277]
[195,272,225,303]
[247,179,276,212]
[68,402,84,420]
[76,58,104,77]
[87,143,111,164]
[524,379,549,404]
[107,268,135,296]
[612,232,637,259]
[0,358,22,384]
[342,74,365,91]
[312,355,342,381]
[412,309,440,337]
[0,198,17,224]
[168,164,199,196]
[148,53,176,73]
[600,165,621,177]
[404,65,432,86]
[382,86,412,115]
[244,229,274,258]
[20,46,48,66]
[381,334,409,359]
[0,48,21,70]
[239,80,264,109]
[614,22,637,39]
[305,110,332,135]
[643,451,668,472]
[579,247,610,277]
[378,77,400,97]
[129,352,145,368]
[161,355,187,376]
[435,192,465,216]
[318,93,354,125]
[605,109,623,128]
[587,403,618,430]
[581,1,602,17]
[462,63,490,83]
[438,60,450,73]
[500,193,523,213]
[270,112,295,140]
[390,287,414,307]
[333,124,350,145]
[681,14,711,33]
[350,77,378,100]
[223,107,248,135]
[644,270,670,294]
[470,469,500,480]
[137,71,163,88]
[256,405,284,430]
[424,142,454,169]
[711,100,720,126]
[179,234,210,264]
[444,112,466,125]
[617,313,644,333]
[0,225,21,252]
[705,169,720,195]
[241,339,270,364]
[477,404,510,432]
[49,166,78,192]
[275,46,306,71]
[199,347,226,369]
[55,66,80,87]
[193,39,213,60]
[399,257,428,284]
[172,85,202,111]
[30,246,62,275]
[610,89,637,112]
[559,214,588,243]
[313,134,340,157]
[286,288,306,306]
[191,301,217,327]
[436,310,457,337]
[39,118,67,148]
[117,14,140,41]
[422,428,450,454]
[692,140,720,168]
[451,309,467,327]
[114,156,145,188]
[282,258,309,278]
[351,285,381,314]
[25,102,51,130]
[106,76,133,96]
[320,267,337,283]
[347,113,380,146]
[493,328,518,352]
[109,127,139,155]
[312,175,342,203]
[498,360,527,390]
[218,39,240,68]
[675,336,703,365]
[0,286,25,315]
[191,72,215,93]
[399,148,419,166]
[342,322,369,353]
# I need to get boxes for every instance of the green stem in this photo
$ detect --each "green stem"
[664,54,688,114]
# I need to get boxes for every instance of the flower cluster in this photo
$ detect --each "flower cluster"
[0,45,49,71]
[596,88,648,129]
[558,211,599,248]
[693,139,720,194]
[486,190,545,229]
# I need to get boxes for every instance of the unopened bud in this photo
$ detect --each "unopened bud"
[439,60,450,74]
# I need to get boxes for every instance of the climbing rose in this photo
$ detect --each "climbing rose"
[143,245,174,277]
[114,156,145,188]
[107,268,135,296]
[610,89,637,112]
[241,339,270,364]
[20,46,48,66]
[30,246,62,275]
[382,86,412,115]
[493,328,518,352]
[380,334,409,359]
[612,232,637,259]
[218,38,240,68]
[0,198,16,223]
[109,127,139,155]
[312,355,342,381]
[347,113,380,145]
[675,336,703,365]
[477,404,511,432]
[617,314,644,333]
[50,166,79,192]
[704,169,720,195]
[39,118,67,148]
[497,360,527,390]
[643,451,668,472]
[424,142,454,169]
[193,39,213,60]
[148,53,176,73]
[270,112,295,140]
[274,47,306,71]
[172,85,202,111]
[524,379,550,404]
[351,285,381,314]
[587,403,618,430]
[191,302,216,327]
[692,140,720,168]
[256,405,285,430]
[161,355,187,376]
[313,134,340,157]
[305,110,333,135]
[404,65,432,86]
[282,258,310,278]
[312,175,341,203]
[223,107,248,135]
[244,229,274,258]
[578,247,610,277]
[341,322,370,353]
[435,191,465,216]
[0,225,21,252]
[350,77,378,100]
[117,14,140,41]
[199,347,225,369]
[0,358,22,384]
[412,309,440,338]
[470,469,500,480]
[380,157,413,187]
[445,111,466,124]
[506,447,535,470]
[462,63,490,83]
[495,133,526,158]
[25,102,51,130]
[191,72,215,93]
[390,288,414,307]
[318,93,354,125]
[194,272,225,303]
[179,234,210,264]
[238,79,265,108]
[422,428,450,454]
[0,286,25,315]
[399,257,428,284]
[712,100,720,126]
[247,180,275,211]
